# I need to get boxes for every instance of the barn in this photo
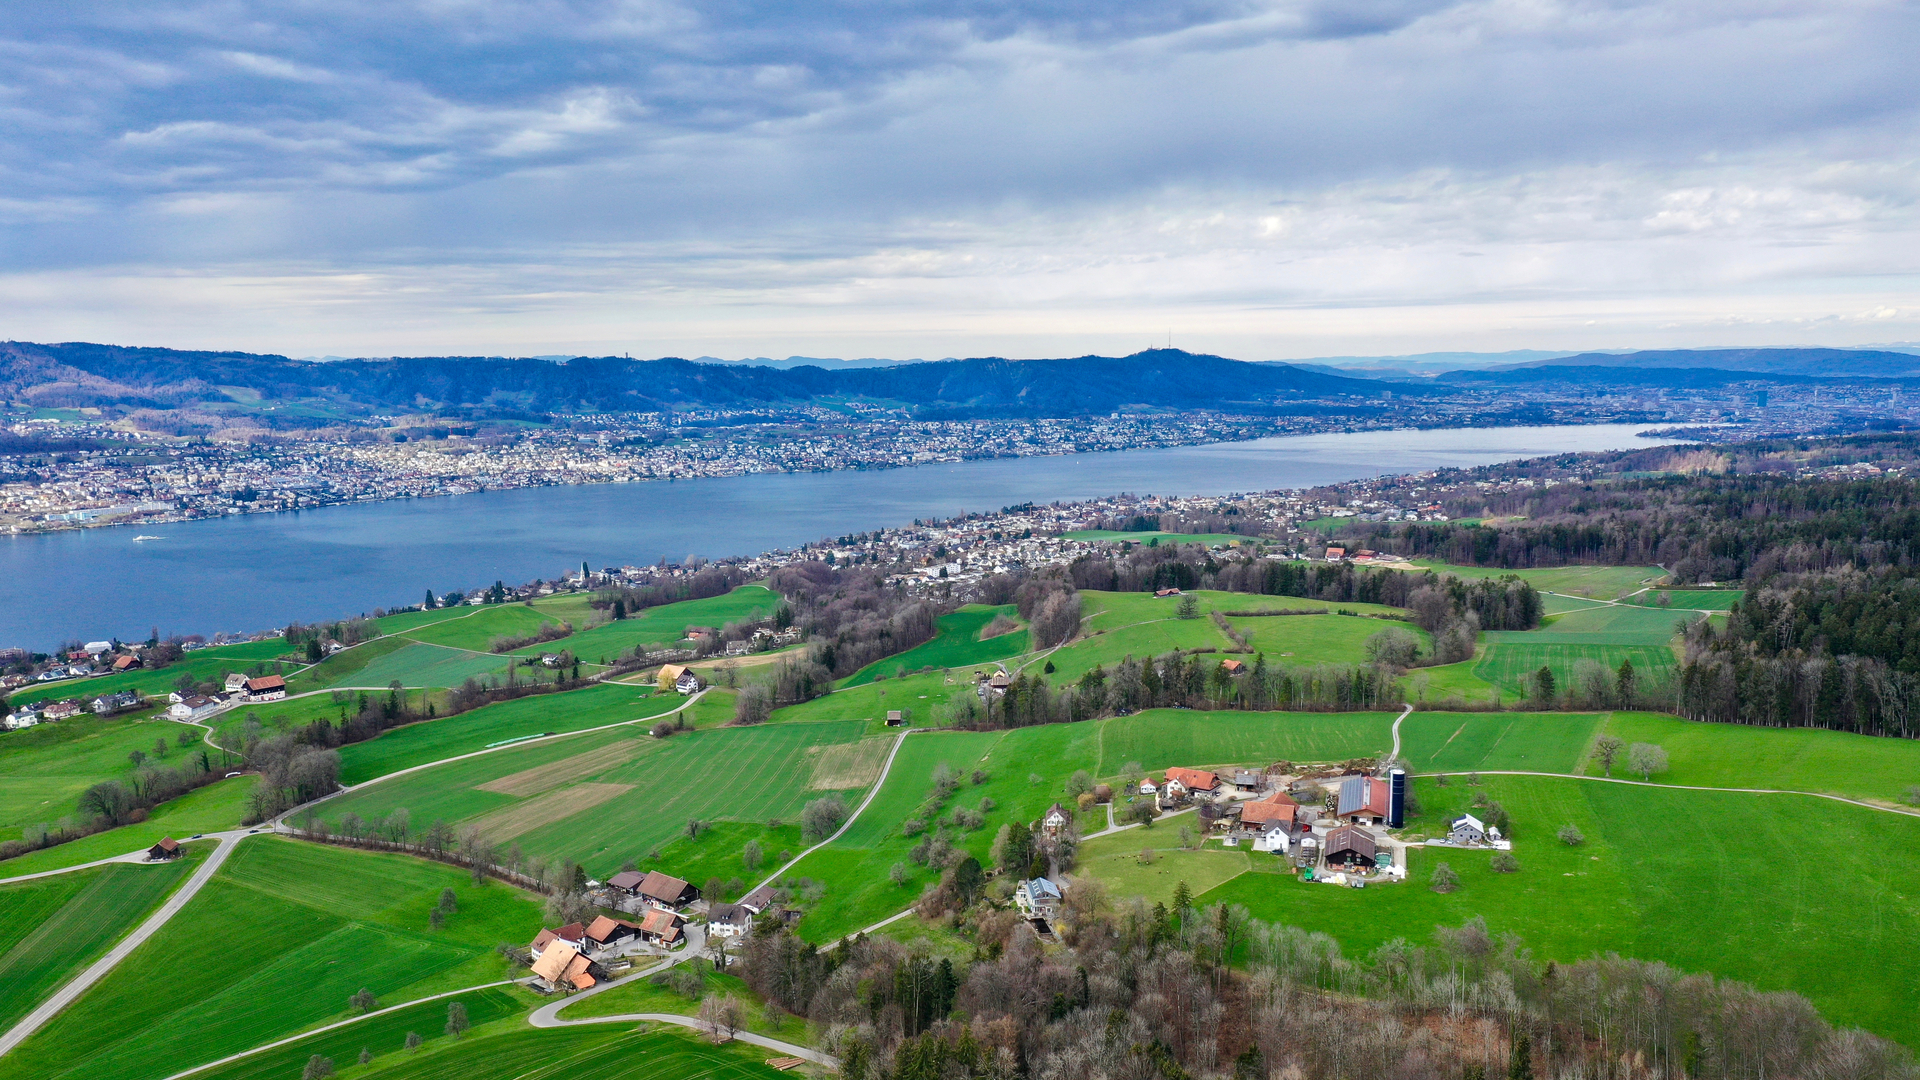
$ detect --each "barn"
[1323,825,1378,868]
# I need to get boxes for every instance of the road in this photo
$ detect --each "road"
[1428,769,1920,817]
[1386,702,1412,767]
[740,726,913,898]
[0,832,242,1058]
[529,1007,835,1067]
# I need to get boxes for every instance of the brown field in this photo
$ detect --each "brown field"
[807,737,893,791]
[471,782,635,841]
[477,740,644,797]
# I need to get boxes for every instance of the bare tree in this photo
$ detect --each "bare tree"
[1591,735,1625,776]
[698,992,743,1043]
[1627,742,1669,781]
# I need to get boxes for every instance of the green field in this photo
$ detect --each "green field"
[1404,659,1502,704]
[0,713,203,841]
[0,837,547,1080]
[1622,589,1745,611]
[1229,613,1430,665]
[770,668,964,730]
[302,1025,797,1080]
[1587,711,1920,805]
[0,855,200,1031]
[336,683,677,785]
[398,605,569,652]
[1184,775,1920,1048]
[1078,589,1409,635]
[1412,562,1666,600]
[1043,618,1234,683]
[319,719,881,879]
[558,966,758,1020]
[188,986,530,1080]
[514,586,782,664]
[1095,710,1394,776]
[1064,530,1261,547]
[845,606,1029,685]
[1399,711,1606,775]
[0,776,257,876]
[1473,642,1677,698]
[1076,827,1251,906]
[288,636,414,693]
[338,642,516,690]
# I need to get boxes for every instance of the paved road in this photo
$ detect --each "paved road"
[740,726,912,898]
[0,833,242,1057]
[1386,702,1412,767]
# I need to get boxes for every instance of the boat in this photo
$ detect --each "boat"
[133,535,165,542]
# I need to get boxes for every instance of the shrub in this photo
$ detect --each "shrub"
[1557,824,1585,846]
[1430,861,1460,893]
[1490,853,1520,873]
[889,862,911,886]
[971,769,990,785]
[801,796,849,843]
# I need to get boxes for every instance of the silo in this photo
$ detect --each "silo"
[1388,768,1406,828]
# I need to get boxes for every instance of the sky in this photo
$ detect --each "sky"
[0,0,1916,362]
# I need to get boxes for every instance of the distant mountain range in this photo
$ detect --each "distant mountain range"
[1501,347,1920,378]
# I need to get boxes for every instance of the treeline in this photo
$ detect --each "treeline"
[769,562,939,679]
[739,898,1914,1080]
[590,563,753,616]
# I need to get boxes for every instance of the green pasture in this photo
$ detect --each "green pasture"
[560,966,757,1020]
[287,636,413,693]
[1189,775,1920,1048]
[0,855,199,1031]
[0,837,547,1080]
[205,691,364,748]
[399,604,568,652]
[368,604,483,636]
[1404,660,1502,704]
[1064,530,1261,547]
[338,642,516,690]
[1473,642,1677,698]
[1078,590,1407,636]
[1043,618,1234,683]
[1095,710,1395,777]
[1077,827,1251,906]
[515,586,781,664]
[336,683,675,785]
[319,720,877,879]
[1399,711,1606,775]
[643,820,806,899]
[0,776,257,876]
[845,605,1029,686]
[772,668,965,729]
[1229,613,1428,665]
[0,713,201,841]
[1622,589,1744,611]
[321,1025,796,1080]
[188,986,530,1080]
[1589,711,1920,805]
[1413,562,1665,600]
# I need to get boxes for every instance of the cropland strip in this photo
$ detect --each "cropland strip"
[468,782,636,841]
[477,740,645,796]
[807,737,894,790]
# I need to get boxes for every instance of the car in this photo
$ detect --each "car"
[189,833,203,839]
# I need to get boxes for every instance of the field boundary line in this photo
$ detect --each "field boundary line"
[743,727,914,898]
[152,979,520,1080]
[1427,769,1920,817]
[0,834,240,1059]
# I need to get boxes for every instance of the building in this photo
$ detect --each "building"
[885,710,906,726]
[1163,767,1219,794]
[147,837,181,861]
[1042,803,1071,837]
[42,701,83,721]
[224,673,249,693]
[637,870,700,909]
[1448,814,1491,846]
[638,907,685,945]
[707,902,753,937]
[1154,588,1182,597]
[1335,776,1391,826]
[1323,825,1378,868]
[111,655,141,672]
[529,940,597,992]
[1014,877,1063,920]
[582,915,641,954]
[530,923,587,958]
[1138,778,1157,797]
[657,664,689,694]
[83,641,113,656]
[1228,770,1264,792]
[167,695,220,721]
[1240,792,1299,835]
[739,886,775,914]
[92,690,141,715]
[243,675,287,701]
[1220,659,1244,676]
[606,870,647,895]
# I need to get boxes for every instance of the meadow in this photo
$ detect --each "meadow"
[0,712,201,841]
[1076,826,1251,906]
[0,776,257,876]
[188,985,530,1080]
[1587,711,1920,805]
[845,605,1029,685]
[397,604,568,652]
[1398,711,1605,775]
[512,585,782,664]
[0,855,199,1031]
[1472,642,1677,698]
[0,837,547,1080]
[340,642,516,690]
[1229,613,1429,665]
[770,668,966,730]
[1411,562,1666,600]
[318,1025,797,1080]
[1621,589,1744,611]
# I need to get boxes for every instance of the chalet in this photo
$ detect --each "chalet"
[739,886,776,914]
[111,655,141,672]
[707,902,753,937]
[986,671,1013,697]
[1335,776,1391,826]
[1448,814,1491,846]
[1014,877,1063,919]
[147,837,181,861]
[582,915,641,954]
[530,923,587,958]
[1228,770,1264,793]
[168,696,220,721]
[224,673,249,693]
[243,675,287,701]
[637,870,700,909]
[42,701,83,721]
[1164,767,1219,794]
[528,940,597,992]
[1042,803,1071,837]
[637,907,685,945]
[1324,825,1378,868]
[1220,659,1245,676]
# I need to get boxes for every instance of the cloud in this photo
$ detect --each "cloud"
[0,0,1914,356]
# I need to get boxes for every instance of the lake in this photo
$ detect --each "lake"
[0,423,1676,648]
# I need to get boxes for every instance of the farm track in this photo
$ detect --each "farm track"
[1424,769,1920,817]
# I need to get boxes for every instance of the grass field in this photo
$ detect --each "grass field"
[1412,562,1666,600]
[1078,590,1408,634]
[1185,775,1920,1048]
[1405,659,1502,704]
[1229,613,1430,665]
[311,1025,798,1080]
[1095,711,1395,777]
[320,720,879,879]
[559,966,757,1020]
[770,669,965,730]
[1586,711,1920,805]
[0,855,199,1031]
[399,605,569,652]
[1076,826,1250,905]
[1473,642,1677,698]
[1621,589,1745,611]
[339,642,516,690]
[515,586,782,664]
[1064,530,1261,547]
[1399,711,1606,776]
[0,776,257,876]
[0,837,547,1080]
[845,606,1029,686]
[1043,618,1234,683]
[0,713,200,841]
[188,985,530,1080]
[336,683,677,785]
[288,636,413,693]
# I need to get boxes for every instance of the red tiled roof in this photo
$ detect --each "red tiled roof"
[1164,767,1219,791]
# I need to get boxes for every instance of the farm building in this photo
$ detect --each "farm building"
[111,655,141,672]
[1449,814,1494,846]
[637,870,700,909]
[1336,776,1391,826]
[529,940,597,992]
[606,870,646,895]
[1197,802,1240,832]
[1220,659,1244,676]
[885,710,906,726]
[243,675,286,701]
[1228,770,1264,792]
[582,916,641,954]
[167,696,220,721]
[638,908,685,945]
[707,902,753,937]
[530,923,587,958]
[1154,588,1182,597]
[1239,791,1300,831]
[146,837,181,861]
[1164,767,1219,793]
[740,886,775,913]
[1324,825,1378,868]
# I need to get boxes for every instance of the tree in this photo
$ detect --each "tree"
[404,1031,422,1050]
[1557,824,1585,846]
[1176,594,1200,620]
[1490,852,1520,873]
[698,992,742,1043]
[77,781,134,826]
[890,861,911,886]
[1172,880,1192,913]
[438,887,458,914]
[445,1001,469,1039]
[1532,665,1556,704]
[1364,627,1420,668]
[1615,657,1636,705]
[742,839,763,873]
[1065,769,1093,797]
[301,1055,335,1080]
[1592,735,1625,777]
[733,684,772,725]
[128,749,147,768]
[1509,1032,1534,1080]
[359,1048,372,1066]
[801,795,849,843]
[1430,861,1460,893]
[350,988,378,1013]
[1627,742,1669,781]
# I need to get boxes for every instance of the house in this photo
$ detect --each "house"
[0,674,28,690]
[92,690,141,715]
[1164,767,1219,793]
[1197,802,1241,832]
[582,915,641,954]
[42,701,83,721]
[1255,821,1294,854]
[724,640,751,657]
[528,940,597,992]
[224,673,249,693]
[1220,659,1245,676]
[1014,877,1064,919]
[1448,814,1491,846]
[147,837,181,860]
[3,711,39,731]
[530,923,588,958]
[1323,825,1378,868]
[1138,778,1157,797]
[739,886,776,914]
[1325,547,1347,562]
[1228,770,1264,792]
[986,671,1013,697]
[1154,588,1182,597]
[637,907,685,945]
[1042,803,1071,837]
[707,902,753,937]
[606,870,647,895]
[1335,776,1391,826]
[637,870,699,909]
[657,664,689,693]
[243,675,287,701]
[111,655,141,672]
[168,696,220,721]
[1161,777,1187,804]
[37,666,73,682]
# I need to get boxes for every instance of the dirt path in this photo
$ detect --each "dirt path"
[529,1006,835,1067]
[741,726,913,898]
[1426,769,1920,817]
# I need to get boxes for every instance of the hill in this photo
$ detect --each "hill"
[1502,347,1920,378]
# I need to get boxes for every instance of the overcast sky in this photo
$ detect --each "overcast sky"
[1,0,1915,361]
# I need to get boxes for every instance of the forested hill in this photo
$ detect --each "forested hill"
[0,342,1425,419]
[1510,347,1920,378]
